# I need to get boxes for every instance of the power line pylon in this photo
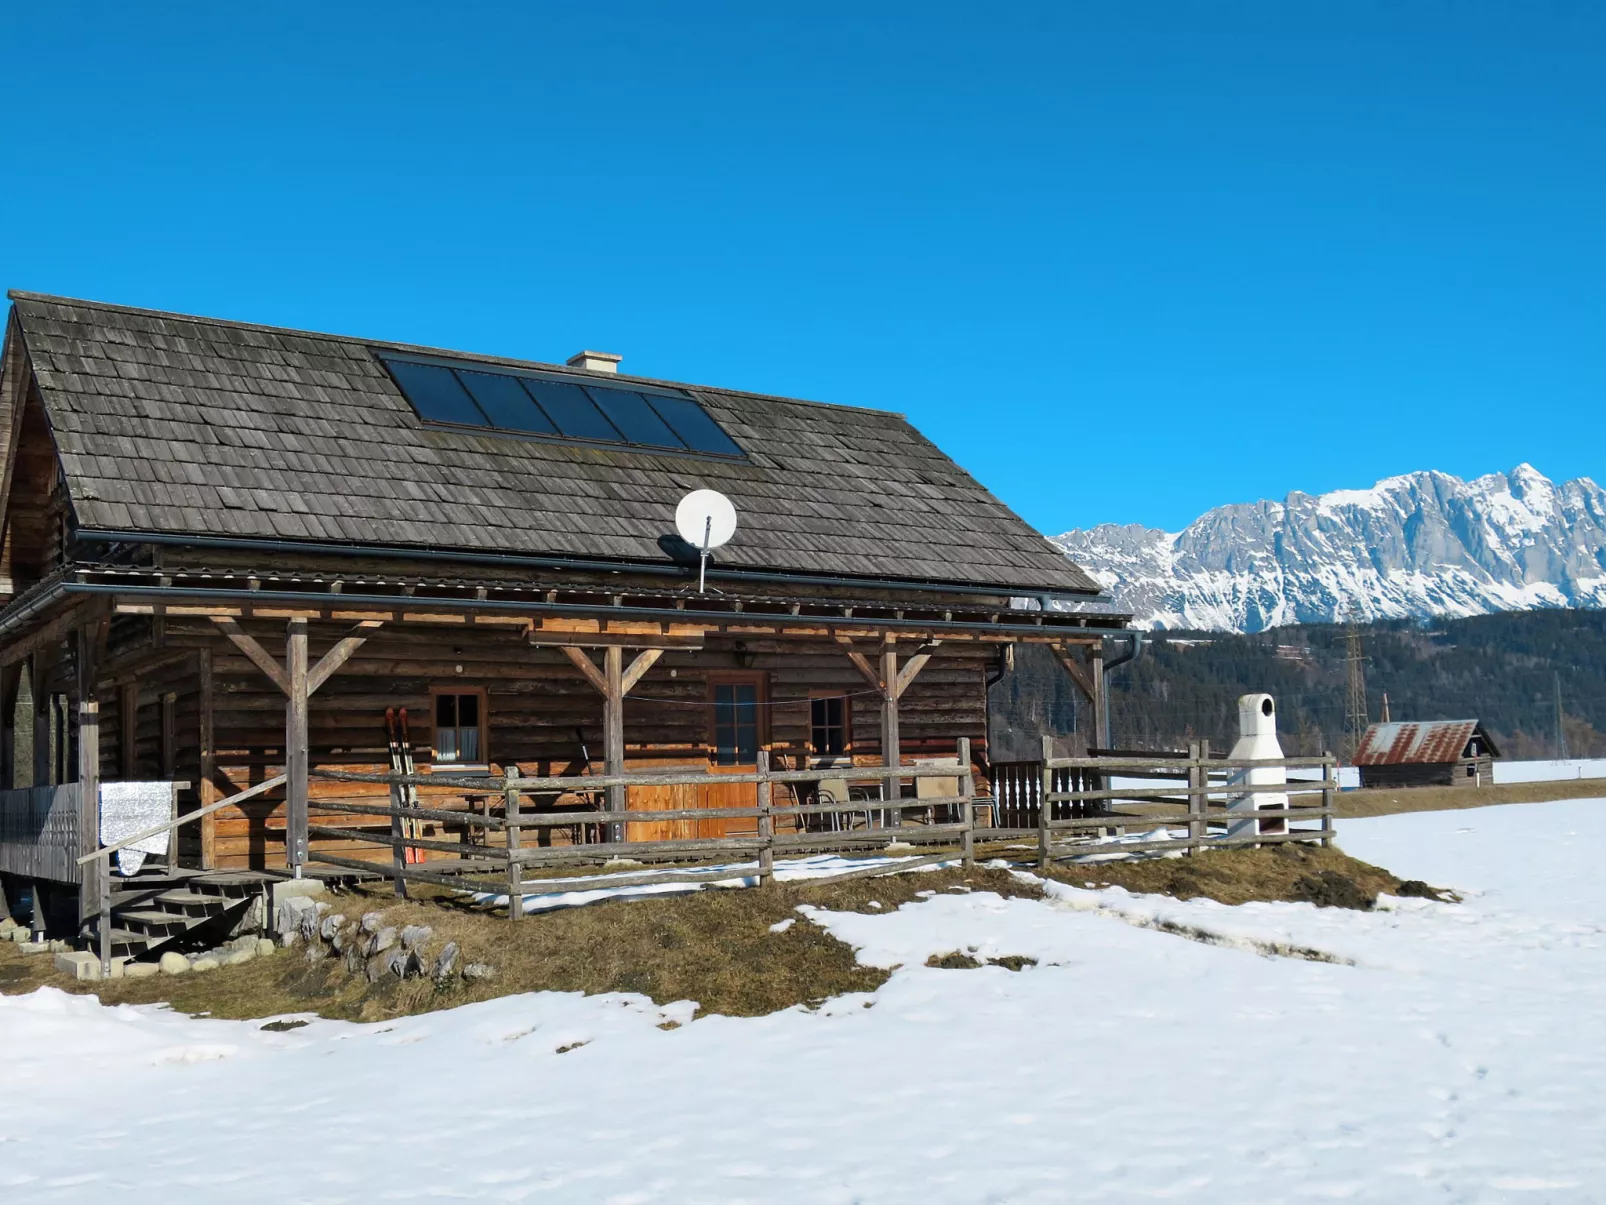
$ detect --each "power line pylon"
[1342,613,1370,764]
[1554,672,1570,760]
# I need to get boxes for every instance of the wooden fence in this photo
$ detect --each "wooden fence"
[304,739,1337,916]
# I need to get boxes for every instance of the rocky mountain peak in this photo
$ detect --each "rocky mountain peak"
[1054,466,1606,632]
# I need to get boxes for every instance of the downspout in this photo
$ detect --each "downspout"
[1097,631,1143,749]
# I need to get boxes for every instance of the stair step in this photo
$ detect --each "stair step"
[117,909,199,937]
[152,891,234,917]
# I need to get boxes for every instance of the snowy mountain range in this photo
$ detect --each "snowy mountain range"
[1053,465,1606,633]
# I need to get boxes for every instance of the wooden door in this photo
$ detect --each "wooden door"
[699,673,768,839]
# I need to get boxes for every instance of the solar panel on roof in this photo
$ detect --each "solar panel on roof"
[385,361,490,427]
[379,353,746,460]
[457,370,556,434]
[584,386,686,448]
[647,394,744,456]
[521,379,622,442]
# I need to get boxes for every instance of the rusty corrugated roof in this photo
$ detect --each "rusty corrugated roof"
[1354,720,1496,765]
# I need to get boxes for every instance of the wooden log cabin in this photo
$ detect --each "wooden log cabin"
[0,291,1130,891]
[1353,719,1499,789]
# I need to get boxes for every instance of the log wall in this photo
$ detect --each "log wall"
[143,617,997,870]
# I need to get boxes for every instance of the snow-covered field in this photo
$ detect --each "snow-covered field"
[1494,758,1606,783]
[4,800,1605,1203]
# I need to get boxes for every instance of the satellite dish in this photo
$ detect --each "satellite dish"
[675,489,737,592]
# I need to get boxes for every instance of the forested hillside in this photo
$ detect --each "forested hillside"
[1106,609,1606,758]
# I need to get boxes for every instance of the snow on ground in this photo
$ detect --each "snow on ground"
[4,801,1605,1203]
[1494,758,1606,783]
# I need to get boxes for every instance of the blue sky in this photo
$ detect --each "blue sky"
[2,3,1601,534]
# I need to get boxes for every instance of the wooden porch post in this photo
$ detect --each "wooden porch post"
[285,619,309,875]
[78,699,107,969]
[32,653,52,787]
[604,646,625,842]
[1092,642,1108,750]
[0,661,18,789]
[559,644,664,844]
[120,683,138,779]
[880,644,900,825]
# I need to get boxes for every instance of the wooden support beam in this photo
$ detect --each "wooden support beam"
[284,619,309,873]
[893,648,936,700]
[620,647,664,695]
[213,617,290,695]
[31,650,52,787]
[604,645,625,842]
[1091,643,1108,749]
[307,619,383,694]
[836,638,885,693]
[881,644,901,812]
[0,661,20,789]
[1051,644,1098,702]
[559,645,609,696]
[120,683,138,779]
[0,600,91,669]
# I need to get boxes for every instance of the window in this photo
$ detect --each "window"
[710,679,761,766]
[432,690,485,765]
[810,695,849,756]
[379,353,745,459]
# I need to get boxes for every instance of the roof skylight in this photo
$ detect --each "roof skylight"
[378,355,745,458]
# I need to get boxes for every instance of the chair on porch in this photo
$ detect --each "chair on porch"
[801,757,874,833]
[912,757,962,824]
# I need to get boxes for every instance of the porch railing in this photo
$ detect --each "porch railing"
[301,738,1336,917]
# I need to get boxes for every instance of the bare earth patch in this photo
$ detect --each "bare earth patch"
[0,867,1039,1022]
[0,841,1449,1022]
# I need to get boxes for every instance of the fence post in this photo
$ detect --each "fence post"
[388,769,408,901]
[1321,753,1336,848]
[1186,740,1204,855]
[957,736,974,869]
[1038,734,1054,870]
[756,751,774,886]
[505,766,523,921]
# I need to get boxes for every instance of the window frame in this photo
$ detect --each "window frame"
[706,672,768,767]
[427,686,490,771]
[808,691,852,757]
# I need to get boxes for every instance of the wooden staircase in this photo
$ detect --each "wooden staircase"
[93,868,276,960]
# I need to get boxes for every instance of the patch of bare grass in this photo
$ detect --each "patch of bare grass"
[1044,843,1404,910]
[0,867,1038,1023]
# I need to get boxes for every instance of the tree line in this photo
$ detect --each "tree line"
[1105,609,1606,759]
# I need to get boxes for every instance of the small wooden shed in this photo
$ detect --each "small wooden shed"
[1353,720,1499,788]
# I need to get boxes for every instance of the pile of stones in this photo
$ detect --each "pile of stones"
[274,895,492,984]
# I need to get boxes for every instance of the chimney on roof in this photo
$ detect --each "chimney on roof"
[566,350,622,374]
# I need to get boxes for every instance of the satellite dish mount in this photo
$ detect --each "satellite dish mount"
[675,489,738,593]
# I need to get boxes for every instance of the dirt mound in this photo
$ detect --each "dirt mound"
[1291,870,1376,910]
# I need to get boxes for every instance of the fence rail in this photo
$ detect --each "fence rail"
[305,740,1337,917]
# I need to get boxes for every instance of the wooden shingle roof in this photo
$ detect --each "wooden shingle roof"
[7,292,1100,593]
